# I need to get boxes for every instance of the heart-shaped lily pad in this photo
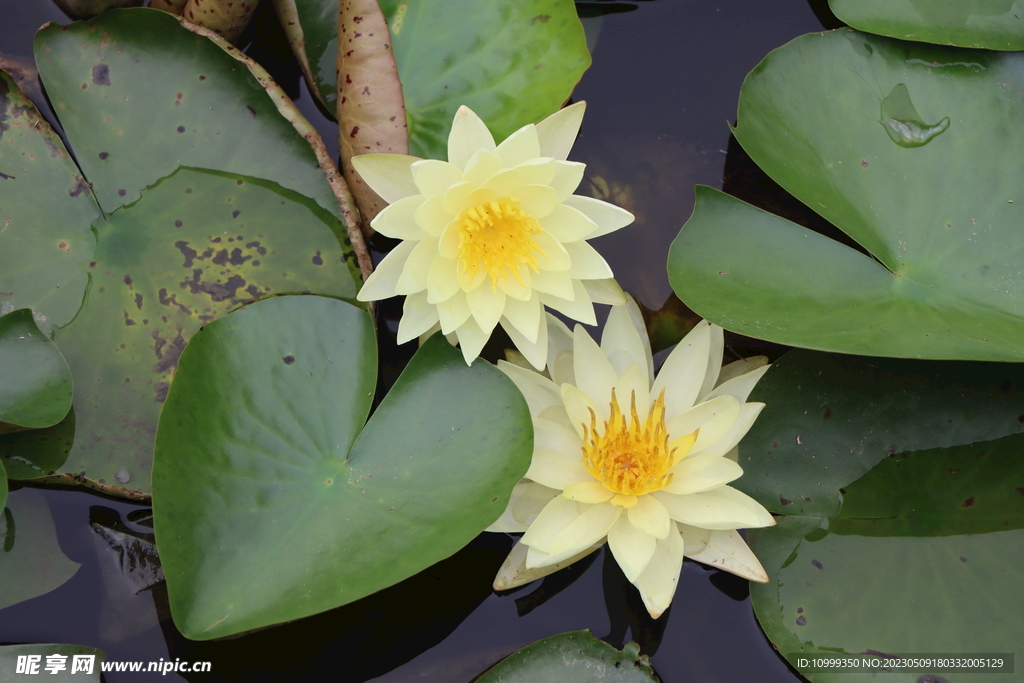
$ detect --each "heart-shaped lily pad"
[737,350,1024,681]
[475,631,660,682]
[0,309,72,432]
[153,295,532,640]
[668,31,1024,361]
[278,0,591,159]
[829,0,1024,50]
[9,10,363,494]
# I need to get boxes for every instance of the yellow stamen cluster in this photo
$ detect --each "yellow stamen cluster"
[456,197,547,290]
[582,388,691,497]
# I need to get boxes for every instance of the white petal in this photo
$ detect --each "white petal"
[484,168,526,197]
[502,312,548,370]
[699,485,775,528]
[497,265,533,301]
[521,494,582,554]
[462,150,504,186]
[467,284,505,334]
[717,356,770,387]
[512,184,558,219]
[371,194,429,240]
[351,153,421,203]
[653,490,764,530]
[411,159,463,197]
[396,291,440,344]
[572,324,617,413]
[688,402,764,460]
[356,240,415,301]
[548,502,621,556]
[678,523,711,555]
[414,195,453,237]
[426,256,461,304]
[628,494,672,539]
[501,295,542,343]
[561,382,605,439]
[541,284,597,327]
[684,529,769,583]
[650,321,711,417]
[448,106,496,169]
[492,538,601,591]
[564,240,614,280]
[527,450,593,490]
[562,194,634,238]
[541,203,597,243]
[608,515,657,582]
[443,180,478,216]
[663,454,744,495]
[584,278,628,306]
[533,232,572,271]
[563,481,615,504]
[495,125,541,167]
[698,324,725,401]
[497,360,561,417]
[545,314,575,386]
[602,301,650,383]
[535,100,586,160]
[707,364,770,403]
[513,157,556,186]
[666,394,740,448]
[549,161,586,203]
[487,480,559,532]
[437,290,471,334]
[534,416,583,455]
[395,237,439,294]
[531,269,576,300]
[454,316,490,364]
[633,521,684,618]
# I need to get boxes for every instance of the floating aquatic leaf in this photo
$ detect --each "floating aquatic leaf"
[669,30,1024,361]
[474,631,660,682]
[0,309,72,432]
[738,350,1024,681]
[830,0,1024,51]
[153,296,532,639]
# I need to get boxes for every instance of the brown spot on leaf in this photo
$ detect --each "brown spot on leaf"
[91,63,111,86]
[795,615,806,626]
[350,125,360,138]
[531,14,550,23]
[135,293,143,310]
[823,406,831,421]
[811,559,823,570]
[283,355,295,365]
[779,495,791,506]
[962,496,975,507]
[312,251,323,265]
[99,152,109,160]
[123,311,136,326]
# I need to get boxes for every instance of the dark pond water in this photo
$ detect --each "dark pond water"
[0,0,841,680]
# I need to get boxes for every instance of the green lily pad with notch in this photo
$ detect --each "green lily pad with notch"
[0,408,75,481]
[153,296,532,640]
[0,643,106,681]
[0,489,81,610]
[829,0,1024,51]
[736,350,1024,681]
[475,631,660,682]
[668,30,1024,361]
[0,309,72,432]
[282,0,591,159]
[0,70,100,335]
[34,8,345,220]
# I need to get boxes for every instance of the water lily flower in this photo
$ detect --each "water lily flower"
[488,299,775,618]
[352,102,634,367]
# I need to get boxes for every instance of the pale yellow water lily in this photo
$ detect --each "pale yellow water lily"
[488,298,775,618]
[352,102,634,367]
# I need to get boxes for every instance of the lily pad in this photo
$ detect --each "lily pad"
[153,296,532,640]
[475,631,660,682]
[668,31,1024,361]
[0,489,81,610]
[0,309,72,432]
[280,0,591,159]
[19,9,363,494]
[0,70,100,335]
[829,0,1024,50]
[0,643,105,681]
[0,408,75,480]
[738,350,1024,681]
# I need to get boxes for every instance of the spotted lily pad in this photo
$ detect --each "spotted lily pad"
[737,350,1024,681]
[0,309,72,432]
[829,0,1024,50]
[153,296,532,639]
[668,30,1024,361]
[12,9,363,494]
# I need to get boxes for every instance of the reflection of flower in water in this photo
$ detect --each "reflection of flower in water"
[490,298,774,617]
[352,103,634,367]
